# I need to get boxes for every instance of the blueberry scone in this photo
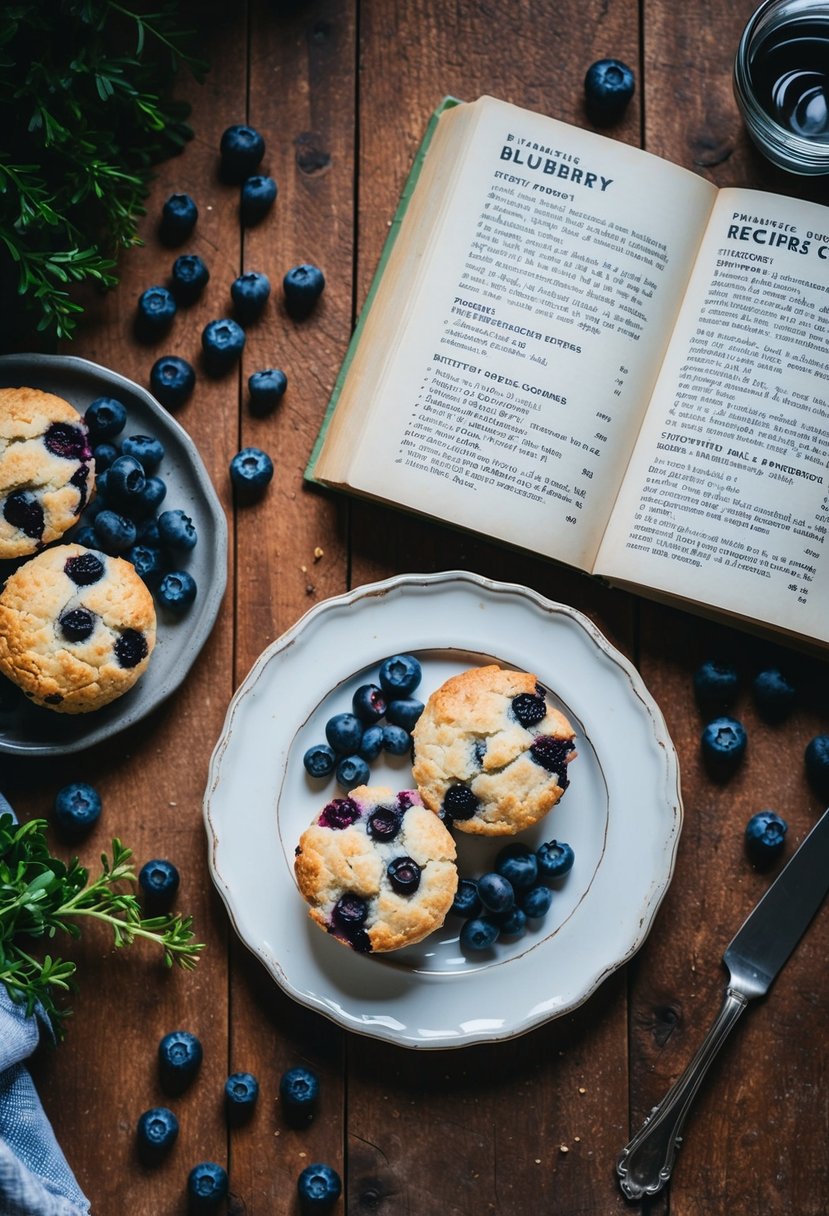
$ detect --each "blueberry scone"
[0,386,95,558]
[294,786,458,953]
[411,665,576,836]
[0,543,156,713]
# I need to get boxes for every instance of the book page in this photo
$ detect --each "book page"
[316,96,715,570]
[596,188,829,645]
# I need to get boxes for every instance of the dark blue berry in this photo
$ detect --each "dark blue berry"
[59,607,96,643]
[381,723,412,756]
[336,754,370,790]
[94,468,110,500]
[93,509,137,554]
[693,659,739,711]
[283,263,325,319]
[70,524,99,548]
[158,1030,202,1095]
[201,318,246,375]
[279,1066,319,1125]
[494,842,538,891]
[477,872,515,914]
[303,743,337,778]
[121,434,165,471]
[248,368,288,415]
[44,422,90,461]
[497,906,528,937]
[85,396,127,441]
[171,254,210,304]
[54,782,102,839]
[385,697,424,731]
[151,355,196,410]
[136,515,161,545]
[158,508,197,552]
[220,123,265,183]
[131,475,167,519]
[325,712,364,754]
[745,810,788,865]
[160,193,198,245]
[93,442,119,472]
[521,885,553,919]
[106,455,146,510]
[378,653,421,696]
[229,447,274,499]
[187,1161,228,1213]
[64,551,104,586]
[529,735,574,786]
[358,724,384,762]
[752,668,796,722]
[460,916,499,952]
[511,692,547,728]
[352,683,387,723]
[136,285,177,340]
[536,839,575,879]
[114,629,148,669]
[3,491,43,539]
[318,797,359,829]
[442,784,478,820]
[240,174,277,224]
[225,1072,259,1122]
[366,806,400,841]
[584,58,635,125]
[804,735,829,799]
[136,1106,179,1163]
[297,1162,342,1214]
[333,892,368,928]
[139,858,180,910]
[387,856,421,894]
[450,878,482,918]
[231,271,271,322]
[701,716,748,776]
[156,570,198,615]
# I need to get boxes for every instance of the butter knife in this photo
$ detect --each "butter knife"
[617,804,829,1200]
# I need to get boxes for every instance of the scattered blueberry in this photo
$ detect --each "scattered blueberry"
[160,192,198,245]
[229,446,274,499]
[187,1161,228,1213]
[442,783,479,821]
[248,368,288,416]
[804,735,829,799]
[150,355,196,410]
[378,653,421,697]
[497,906,528,937]
[106,454,146,510]
[231,270,271,322]
[70,524,99,548]
[381,723,412,756]
[92,442,119,472]
[136,285,177,340]
[460,916,499,952]
[279,1065,320,1125]
[584,57,635,125]
[54,782,102,840]
[521,884,553,919]
[158,1030,203,1095]
[93,508,137,554]
[387,855,421,894]
[385,697,424,732]
[325,712,364,754]
[451,878,482,918]
[745,810,788,865]
[752,668,796,722]
[693,659,739,711]
[366,806,401,842]
[283,262,325,319]
[156,570,198,615]
[132,474,167,518]
[358,723,384,762]
[201,317,246,375]
[352,683,386,723]
[138,858,180,911]
[297,1162,342,1214]
[495,842,538,891]
[224,1072,259,1123]
[336,754,370,790]
[126,543,164,584]
[171,253,210,304]
[158,508,197,552]
[701,716,748,776]
[240,173,277,224]
[304,743,337,778]
[121,434,165,471]
[536,839,575,879]
[220,123,265,183]
[136,1106,179,1163]
[476,872,515,915]
[85,396,127,441]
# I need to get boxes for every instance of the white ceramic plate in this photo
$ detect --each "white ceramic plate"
[0,353,227,756]
[204,570,682,1049]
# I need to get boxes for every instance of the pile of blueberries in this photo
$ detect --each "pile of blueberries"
[69,395,198,616]
[303,653,425,790]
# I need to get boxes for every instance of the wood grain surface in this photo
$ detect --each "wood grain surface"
[3,1,828,1213]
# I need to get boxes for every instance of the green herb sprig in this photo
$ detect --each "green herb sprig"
[0,813,203,1037]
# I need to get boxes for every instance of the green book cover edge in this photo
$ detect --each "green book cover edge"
[304,95,462,483]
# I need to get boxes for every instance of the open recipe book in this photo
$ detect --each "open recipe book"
[308,96,829,650]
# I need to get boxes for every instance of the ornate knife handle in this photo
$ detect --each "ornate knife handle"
[616,987,750,1200]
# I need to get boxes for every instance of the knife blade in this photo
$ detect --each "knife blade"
[617,804,829,1200]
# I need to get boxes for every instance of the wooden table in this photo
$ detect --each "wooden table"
[5,1,829,1212]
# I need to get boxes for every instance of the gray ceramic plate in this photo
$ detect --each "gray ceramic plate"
[0,353,227,756]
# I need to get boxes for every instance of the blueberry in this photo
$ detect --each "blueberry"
[366,806,401,842]
[460,916,499,951]
[283,263,325,319]
[536,839,575,879]
[171,253,210,304]
[336,754,370,790]
[220,123,265,183]
[44,422,90,461]
[158,1030,203,1095]
[93,442,119,472]
[85,396,127,441]
[279,1065,320,1125]
[224,1071,259,1123]
[136,1106,179,1163]
[156,570,198,615]
[385,697,424,731]
[121,434,165,471]
[521,884,553,919]
[511,691,547,728]
[93,508,137,554]
[64,551,105,586]
[160,192,198,245]
[297,1162,342,1214]
[114,629,148,669]
[477,872,515,914]
[497,906,528,937]
[442,783,479,821]
[201,318,246,375]
[187,1161,228,1213]
[318,797,360,829]
[136,516,161,545]
[139,858,180,911]
[131,475,167,519]
[240,174,277,225]
[54,782,102,839]
[106,454,146,510]
[381,723,412,756]
[150,355,196,410]
[804,735,829,799]
[358,723,384,762]
[701,716,748,776]
[248,368,288,416]
[752,668,796,722]
[136,285,177,340]
[584,57,636,125]
[494,842,538,891]
[745,810,788,865]
[3,490,43,539]
[529,736,575,786]
[229,447,274,499]
[126,543,164,584]
[58,606,96,644]
[352,683,387,723]
[693,659,740,711]
[333,892,368,928]
[325,712,364,754]
[450,878,482,918]
[158,508,197,552]
[70,525,99,548]
[94,468,110,500]
[303,743,337,778]
[231,271,271,322]
[387,855,421,894]
[378,653,421,697]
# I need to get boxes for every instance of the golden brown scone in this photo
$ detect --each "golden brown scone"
[0,386,95,558]
[0,544,156,713]
[294,785,458,953]
[411,665,576,836]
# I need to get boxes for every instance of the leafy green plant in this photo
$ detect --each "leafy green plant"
[0,0,207,342]
[0,812,203,1036]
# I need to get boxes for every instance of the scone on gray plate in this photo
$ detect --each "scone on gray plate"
[0,386,95,558]
[294,785,458,953]
[0,543,156,713]
[411,664,576,836]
